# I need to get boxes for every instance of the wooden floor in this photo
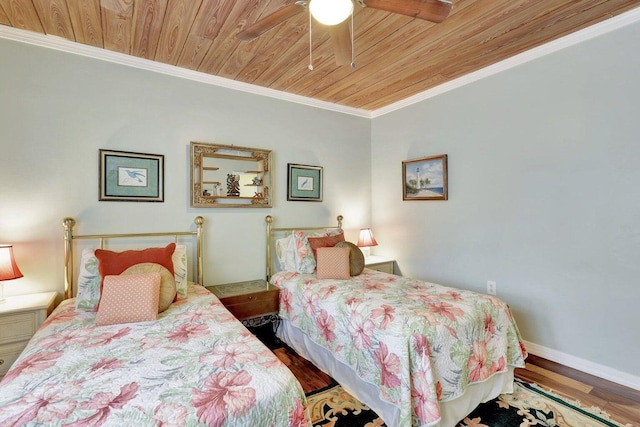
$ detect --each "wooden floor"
[515,354,640,426]
[273,346,640,426]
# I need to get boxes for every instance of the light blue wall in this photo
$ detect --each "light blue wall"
[0,37,371,295]
[371,21,640,376]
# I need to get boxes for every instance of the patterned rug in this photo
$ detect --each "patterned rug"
[305,378,630,427]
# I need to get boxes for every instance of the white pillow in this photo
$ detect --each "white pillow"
[275,231,317,274]
[291,231,316,274]
[276,235,296,272]
[76,248,101,311]
[172,244,188,299]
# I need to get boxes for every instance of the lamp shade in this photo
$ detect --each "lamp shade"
[357,228,378,248]
[309,0,353,25]
[0,245,23,281]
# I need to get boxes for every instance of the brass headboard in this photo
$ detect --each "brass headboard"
[265,214,343,281]
[62,216,204,300]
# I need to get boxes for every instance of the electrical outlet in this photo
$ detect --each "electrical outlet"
[487,281,497,295]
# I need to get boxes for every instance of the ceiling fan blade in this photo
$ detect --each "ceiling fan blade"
[362,0,453,23]
[328,20,352,66]
[237,3,306,41]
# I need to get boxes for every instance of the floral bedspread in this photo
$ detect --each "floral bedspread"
[271,269,527,427]
[0,284,309,427]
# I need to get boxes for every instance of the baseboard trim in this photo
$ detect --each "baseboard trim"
[524,340,640,391]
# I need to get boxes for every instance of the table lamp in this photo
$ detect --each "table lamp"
[0,244,23,303]
[357,228,378,259]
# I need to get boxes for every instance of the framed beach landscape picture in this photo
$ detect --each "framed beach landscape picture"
[402,154,448,201]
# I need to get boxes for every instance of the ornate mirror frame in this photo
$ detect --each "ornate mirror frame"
[190,141,272,208]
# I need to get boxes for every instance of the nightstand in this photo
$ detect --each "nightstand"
[206,280,280,348]
[207,279,279,323]
[365,256,396,274]
[0,291,57,379]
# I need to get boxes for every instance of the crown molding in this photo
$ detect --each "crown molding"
[370,7,640,118]
[1,6,639,120]
[0,26,371,118]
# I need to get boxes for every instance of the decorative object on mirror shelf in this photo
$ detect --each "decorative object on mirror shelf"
[99,149,164,202]
[287,163,323,202]
[357,228,378,258]
[0,245,23,304]
[191,142,272,208]
[402,154,448,201]
[226,173,240,197]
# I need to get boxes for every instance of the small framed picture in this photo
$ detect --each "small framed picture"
[402,154,448,201]
[99,149,164,202]
[287,163,323,202]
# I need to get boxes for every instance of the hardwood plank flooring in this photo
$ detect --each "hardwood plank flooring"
[515,354,640,426]
[272,346,334,394]
[273,345,640,426]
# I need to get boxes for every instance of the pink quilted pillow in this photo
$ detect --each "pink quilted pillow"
[316,246,350,280]
[95,273,161,326]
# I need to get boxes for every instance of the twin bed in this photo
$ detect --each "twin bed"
[0,217,309,427]
[0,214,527,427]
[265,215,528,427]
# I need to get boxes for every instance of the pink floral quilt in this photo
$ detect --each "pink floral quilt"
[272,269,527,427]
[0,284,309,427]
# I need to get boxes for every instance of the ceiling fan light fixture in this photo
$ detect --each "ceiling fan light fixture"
[309,0,353,26]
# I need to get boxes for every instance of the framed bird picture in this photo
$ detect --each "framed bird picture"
[99,149,164,202]
[287,163,322,202]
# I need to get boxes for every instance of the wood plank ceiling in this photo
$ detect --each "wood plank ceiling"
[1,0,639,111]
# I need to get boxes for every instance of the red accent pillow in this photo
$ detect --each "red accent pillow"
[95,243,176,281]
[307,230,345,258]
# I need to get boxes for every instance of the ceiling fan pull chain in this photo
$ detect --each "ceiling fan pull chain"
[308,7,314,71]
[351,10,355,68]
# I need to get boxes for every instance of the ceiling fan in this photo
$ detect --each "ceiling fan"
[237,0,453,67]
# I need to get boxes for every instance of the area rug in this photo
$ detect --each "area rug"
[305,378,630,427]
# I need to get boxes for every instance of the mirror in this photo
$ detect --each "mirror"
[190,142,272,208]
